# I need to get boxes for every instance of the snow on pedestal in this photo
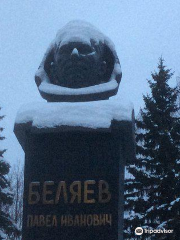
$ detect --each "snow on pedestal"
[15,99,133,130]
[14,99,135,164]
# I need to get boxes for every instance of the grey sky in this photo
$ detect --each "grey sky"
[1,0,180,165]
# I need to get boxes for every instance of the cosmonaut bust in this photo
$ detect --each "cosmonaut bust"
[35,20,122,102]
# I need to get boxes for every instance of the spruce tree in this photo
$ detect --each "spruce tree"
[124,58,180,240]
[0,108,19,239]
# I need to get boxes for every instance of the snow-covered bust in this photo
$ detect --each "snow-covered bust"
[35,20,122,102]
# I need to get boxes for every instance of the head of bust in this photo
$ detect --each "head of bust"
[51,41,111,88]
[35,20,122,102]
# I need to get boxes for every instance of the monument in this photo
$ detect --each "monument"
[14,20,135,240]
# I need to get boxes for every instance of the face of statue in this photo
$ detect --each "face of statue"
[52,42,107,88]
[36,21,121,102]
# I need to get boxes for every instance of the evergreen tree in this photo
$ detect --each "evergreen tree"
[0,108,19,239]
[124,58,180,240]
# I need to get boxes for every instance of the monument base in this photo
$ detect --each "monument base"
[14,101,135,240]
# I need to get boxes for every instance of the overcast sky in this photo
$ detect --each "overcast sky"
[1,0,180,165]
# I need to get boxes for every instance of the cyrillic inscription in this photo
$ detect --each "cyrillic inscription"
[28,180,111,205]
[27,214,112,227]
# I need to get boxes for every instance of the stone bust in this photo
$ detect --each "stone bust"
[35,20,122,102]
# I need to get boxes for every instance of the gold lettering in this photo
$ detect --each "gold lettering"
[52,215,57,227]
[27,215,33,227]
[106,214,112,226]
[80,214,86,226]
[46,215,51,227]
[28,180,111,206]
[27,215,58,228]
[68,215,73,226]
[84,180,95,203]
[74,215,80,226]
[55,181,68,204]
[98,180,111,203]
[99,214,106,225]
[28,182,40,205]
[43,181,54,204]
[39,215,45,226]
[61,215,67,226]
[86,215,93,226]
[34,215,39,227]
[70,181,81,203]
[93,214,99,226]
